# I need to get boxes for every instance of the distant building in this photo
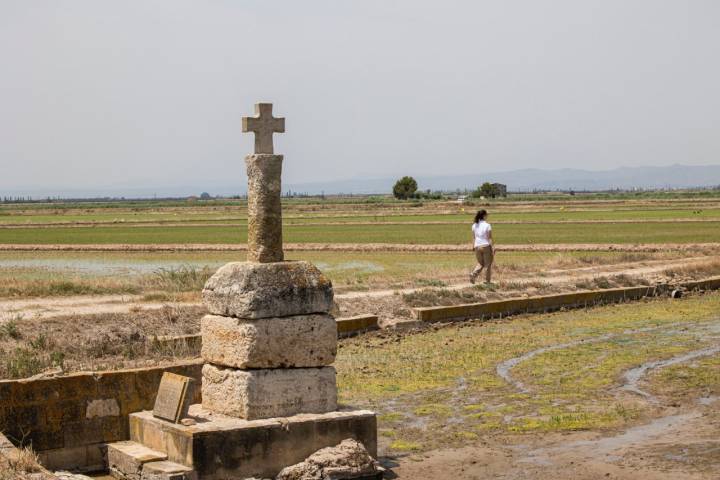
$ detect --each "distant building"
[492,183,507,197]
[456,195,467,204]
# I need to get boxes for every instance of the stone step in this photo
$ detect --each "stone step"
[142,460,197,480]
[107,441,167,480]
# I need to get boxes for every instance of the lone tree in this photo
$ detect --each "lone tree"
[479,182,497,198]
[393,176,418,200]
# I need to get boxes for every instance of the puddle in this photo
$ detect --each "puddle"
[314,261,384,273]
[621,345,720,401]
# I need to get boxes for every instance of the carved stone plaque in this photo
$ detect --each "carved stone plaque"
[153,372,194,423]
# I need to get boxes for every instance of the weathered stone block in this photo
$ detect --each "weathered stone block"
[201,314,337,368]
[108,441,167,480]
[202,261,333,319]
[201,364,337,419]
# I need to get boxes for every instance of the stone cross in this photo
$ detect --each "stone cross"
[242,103,285,263]
[242,103,285,155]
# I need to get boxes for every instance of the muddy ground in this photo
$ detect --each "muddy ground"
[387,405,720,480]
[346,294,720,479]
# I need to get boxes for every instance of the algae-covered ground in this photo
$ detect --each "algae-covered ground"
[335,292,720,454]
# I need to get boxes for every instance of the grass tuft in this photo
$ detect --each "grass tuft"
[149,266,214,292]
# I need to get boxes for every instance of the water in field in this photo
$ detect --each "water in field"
[315,260,385,273]
[0,252,385,278]
[0,255,227,277]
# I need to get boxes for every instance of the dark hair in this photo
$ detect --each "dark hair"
[474,209,487,223]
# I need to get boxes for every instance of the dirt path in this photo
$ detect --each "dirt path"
[2,242,719,252]
[337,255,714,299]
[0,295,188,323]
[1,255,713,322]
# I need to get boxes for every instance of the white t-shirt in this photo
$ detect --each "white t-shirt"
[472,221,492,248]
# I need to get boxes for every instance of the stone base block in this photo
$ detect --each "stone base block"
[201,261,333,319]
[201,364,337,419]
[108,441,167,480]
[201,314,336,368]
[129,406,377,480]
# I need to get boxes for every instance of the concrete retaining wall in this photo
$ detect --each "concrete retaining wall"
[413,276,720,323]
[0,360,203,472]
[336,315,379,337]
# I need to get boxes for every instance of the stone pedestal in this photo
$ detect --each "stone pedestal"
[199,261,340,420]
[129,406,377,480]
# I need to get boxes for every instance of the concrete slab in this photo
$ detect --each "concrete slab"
[129,405,377,480]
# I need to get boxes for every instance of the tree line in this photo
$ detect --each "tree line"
[392,176,506,199]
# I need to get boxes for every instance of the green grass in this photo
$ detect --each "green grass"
[3,207,720,225]
[1,221,719,245]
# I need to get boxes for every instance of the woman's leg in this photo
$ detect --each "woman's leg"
[483,247,494,283]
[471,248,484,281]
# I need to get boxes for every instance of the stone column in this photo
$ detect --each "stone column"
[246,154,283,263]
[201,261,338,419]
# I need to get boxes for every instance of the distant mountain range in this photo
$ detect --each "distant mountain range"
[285,164,720,194]
[4,164,719,199]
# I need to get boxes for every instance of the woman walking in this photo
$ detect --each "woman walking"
[470,209,494,284]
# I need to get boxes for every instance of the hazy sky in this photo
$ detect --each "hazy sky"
[1,1,719,195]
